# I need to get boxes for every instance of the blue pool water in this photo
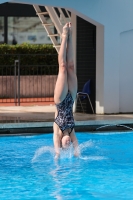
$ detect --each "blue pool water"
[0,132,133,200]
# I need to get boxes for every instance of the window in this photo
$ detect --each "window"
[0,17,4,44]
[8,17,53,44]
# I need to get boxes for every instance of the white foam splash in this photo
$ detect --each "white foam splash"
[32,146,54,163]
[58,144,74,159]
[79,155,107,160]
[79,140,108,161]
[59,140,98,160]
[32,140,108,162]
[79,140,94,150]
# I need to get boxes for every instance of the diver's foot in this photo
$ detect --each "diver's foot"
[62,23,69,38]
[68,22,72,38]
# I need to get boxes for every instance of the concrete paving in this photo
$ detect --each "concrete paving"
[0,106,133,131]
[0,105,56,123]
[0,105,133,136]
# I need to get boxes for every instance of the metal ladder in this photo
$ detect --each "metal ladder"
[33,5,71,53]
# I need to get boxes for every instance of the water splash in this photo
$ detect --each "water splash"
[79,155,107,160]
[32,146,54,163]
[59,144,74,159]
[59,140,106,160]
[79,140,108,161]
[79,140,94,150]
[32,140,107,162]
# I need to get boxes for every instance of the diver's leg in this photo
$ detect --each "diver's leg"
[54,23,69,104]
[67,23,77,101]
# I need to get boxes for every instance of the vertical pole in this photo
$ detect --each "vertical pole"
[18,55,20,106]
[14,60,17,106]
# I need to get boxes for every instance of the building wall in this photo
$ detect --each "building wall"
[66,0,133,113]
[5,0,133,113]
[120,30,133,112]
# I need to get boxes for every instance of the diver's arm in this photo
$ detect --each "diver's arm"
[71,130,80,157]
[53,123,61,159]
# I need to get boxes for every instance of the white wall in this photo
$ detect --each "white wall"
[9,0,133,113]
[120,30,133,112]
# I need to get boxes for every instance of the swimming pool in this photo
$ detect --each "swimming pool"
[0,132,133,199]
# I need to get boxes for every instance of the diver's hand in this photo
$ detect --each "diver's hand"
[74,153,79,157]
[54,153,60,160]
[74,150,80,157]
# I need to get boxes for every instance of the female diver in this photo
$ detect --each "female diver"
[53,22,79,159]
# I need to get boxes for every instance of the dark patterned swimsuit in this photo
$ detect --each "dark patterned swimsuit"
[54,92,75,134]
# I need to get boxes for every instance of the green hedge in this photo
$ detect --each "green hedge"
[0,43,58,75]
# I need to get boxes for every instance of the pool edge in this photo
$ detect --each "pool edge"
[0,119,133,135]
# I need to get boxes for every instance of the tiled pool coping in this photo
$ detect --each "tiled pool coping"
[0,106,133,134]
[0,119,133,135]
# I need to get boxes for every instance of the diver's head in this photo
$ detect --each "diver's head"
[61,135,71,149]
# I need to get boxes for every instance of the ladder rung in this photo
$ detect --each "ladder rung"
[42,23,53,26]
[37,12,49,15]
[48,34,60,37]
[53,45,60,47]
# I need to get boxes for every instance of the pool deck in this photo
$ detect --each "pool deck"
[0,105,133,134]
